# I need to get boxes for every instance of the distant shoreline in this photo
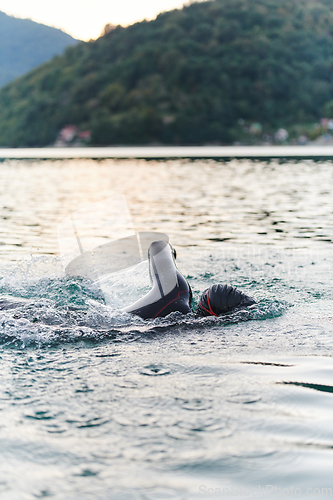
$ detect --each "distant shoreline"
[1,145,333,160]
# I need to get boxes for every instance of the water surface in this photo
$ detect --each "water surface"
[0,158,332,499]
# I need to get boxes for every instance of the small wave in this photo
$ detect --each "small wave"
[0,300,284,348]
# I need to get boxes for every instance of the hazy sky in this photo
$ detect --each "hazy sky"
[0,0,194,41]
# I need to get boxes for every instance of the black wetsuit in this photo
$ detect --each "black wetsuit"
[125,241,256,320]
[125,240,192,320]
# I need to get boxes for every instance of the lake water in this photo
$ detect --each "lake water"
[0,157,332,499]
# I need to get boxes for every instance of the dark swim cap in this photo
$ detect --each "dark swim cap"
[196,284,256,317]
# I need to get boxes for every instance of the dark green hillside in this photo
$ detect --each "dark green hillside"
[1,0,333,146]
[0,12,78,89]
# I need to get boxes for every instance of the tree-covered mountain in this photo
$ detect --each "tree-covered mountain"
[0,11,77,88]
[1,0,333,146]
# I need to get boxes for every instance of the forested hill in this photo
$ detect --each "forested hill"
[1,0,333,147]
[0,11,77,88]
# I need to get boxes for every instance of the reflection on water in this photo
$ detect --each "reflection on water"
[0,158,332,499]
[0,159,332,263]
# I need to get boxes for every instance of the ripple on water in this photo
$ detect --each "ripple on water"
[140,364,173,376]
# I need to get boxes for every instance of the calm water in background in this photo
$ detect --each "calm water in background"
[0,157,333,499]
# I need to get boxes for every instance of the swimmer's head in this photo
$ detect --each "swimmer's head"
[196,284,256,318]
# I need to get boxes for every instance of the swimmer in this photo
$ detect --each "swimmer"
[125,240,256,320]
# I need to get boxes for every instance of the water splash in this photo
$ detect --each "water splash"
[0,255,284,349]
